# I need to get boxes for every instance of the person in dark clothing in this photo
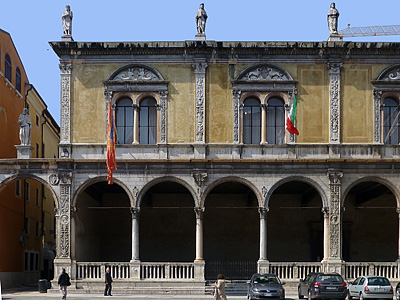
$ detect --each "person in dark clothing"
[104,267,113,296]
[57,268,70,299]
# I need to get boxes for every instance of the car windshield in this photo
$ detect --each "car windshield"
[316,275,344,283]
[367,277,390,286]
[254,275,280,284]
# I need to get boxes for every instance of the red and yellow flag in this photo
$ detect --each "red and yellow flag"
[106,99,117,184]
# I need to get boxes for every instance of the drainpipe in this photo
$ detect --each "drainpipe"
[24,83,33,109]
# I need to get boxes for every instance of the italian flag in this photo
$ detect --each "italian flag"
[286,94,299,135]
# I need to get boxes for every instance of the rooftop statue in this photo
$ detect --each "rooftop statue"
[327,2,339,34]
[196,3,208,35]
[62,5,73,36]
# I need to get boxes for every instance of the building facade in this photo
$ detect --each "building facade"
[0,29,59,288]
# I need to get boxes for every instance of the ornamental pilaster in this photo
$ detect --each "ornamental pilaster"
[373,89,383,144]
[159,91,168,143]
[328,62,342,144]
[192,61,208,143]
[58,172,72,259]
[233,88,242,144]
[327,170,343,261]
[59,62,72,158]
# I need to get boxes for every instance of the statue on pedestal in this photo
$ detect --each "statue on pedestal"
[18,108,31,146]
[62,5,73,36]
[196,3,207,35]
[327,2,339,34]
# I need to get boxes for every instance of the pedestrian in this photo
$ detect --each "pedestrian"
[57,268,71,300]
[214,273,227,300]
[104,267,113,296]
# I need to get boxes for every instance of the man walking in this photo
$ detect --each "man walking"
[104,267,113,296]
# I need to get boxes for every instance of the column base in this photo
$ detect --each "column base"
[15,145,33,159]
[321,258,344,274]
[257,259,270,274]
[129,260,141,280]
[194,260,205,281]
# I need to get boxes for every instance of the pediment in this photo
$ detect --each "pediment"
[236,64,292,81]
[376,65,400,81]
[109,64,164,81]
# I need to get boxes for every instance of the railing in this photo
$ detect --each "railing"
[344,262,399,281]
[206,261,257,280]
[140,262,194,280]
[269,262,322,280]
[76,262,130,280]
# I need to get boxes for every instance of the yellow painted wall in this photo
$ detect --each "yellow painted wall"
[342,65,373,143]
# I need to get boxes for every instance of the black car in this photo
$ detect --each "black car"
[247,273,285,300]
[396,282,400,300]
[298,272,347,300]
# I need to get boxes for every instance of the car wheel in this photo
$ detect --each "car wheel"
[397,287,400,300]
[308,290,313,300]
[347,290,353,300]
[298,287,304,299]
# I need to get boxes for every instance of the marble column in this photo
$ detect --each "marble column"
[322,207,330,261]
[261,104,267,144]
[130,208,140,261]
[194,207,205,261]
[59,62,72,158]
[259,207,268,260]
[132,104,139,144]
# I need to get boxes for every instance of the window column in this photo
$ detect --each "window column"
[133,104,139,144]
[261,104,267,144]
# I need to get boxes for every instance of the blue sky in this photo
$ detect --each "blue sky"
[1,0,399,124]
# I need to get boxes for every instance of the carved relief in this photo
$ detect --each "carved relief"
[192,171,208,187]
[59,184,71,258]
[233,88,241,143]
[160,91,168,143]
[194,207,205,219]
[238,66,289,81]
[328,62,342,144]
[192,62,208,143]
[373,90,383,143]
[113,67,159,81]
[49,174,60,186]
[60,63,72,146]
[327,170,343,259]
[381,68,400,81]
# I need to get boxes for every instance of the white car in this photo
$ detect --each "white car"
[347,276,393,300]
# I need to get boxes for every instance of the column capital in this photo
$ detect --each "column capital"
[59,62,72,75]
[192,61,208,73]
[327,170,343,184]
[194,207,205,218]
[258,207,269,218]
[321,207,329,215]
[130,207,140,218]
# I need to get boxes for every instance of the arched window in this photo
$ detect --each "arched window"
[139,97,157,145]
[267,97,285,144]
[383,97,400,144]
[5,53,12,82]
[243,97,261,144]
[115,97,134,144]
[16,67,21,93]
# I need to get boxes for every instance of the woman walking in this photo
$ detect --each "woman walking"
[214,274,227,300]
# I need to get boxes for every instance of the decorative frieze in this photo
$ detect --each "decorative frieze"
[328,62,342,144]
[192,61,208,143]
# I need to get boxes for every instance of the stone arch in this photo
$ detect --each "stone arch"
[72,176,134,208]
[265,175,328,208]
[0,173,59,209]
[264,91,290,106]
[201,176,263,208]
[342,176,400,207]
[137,176,198,208]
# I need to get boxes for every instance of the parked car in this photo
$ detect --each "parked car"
[396,282,400,300]
[348,276,393,300]
[298,272,347,300]
[247,273,285,300]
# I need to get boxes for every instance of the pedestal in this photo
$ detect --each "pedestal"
[257,259,270,274]
[15,145,33,159]
[61,35,74,42]
[328,33,341,41]
[195,34,206,41]
[129,260,141,280]
[194,260,205,281]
